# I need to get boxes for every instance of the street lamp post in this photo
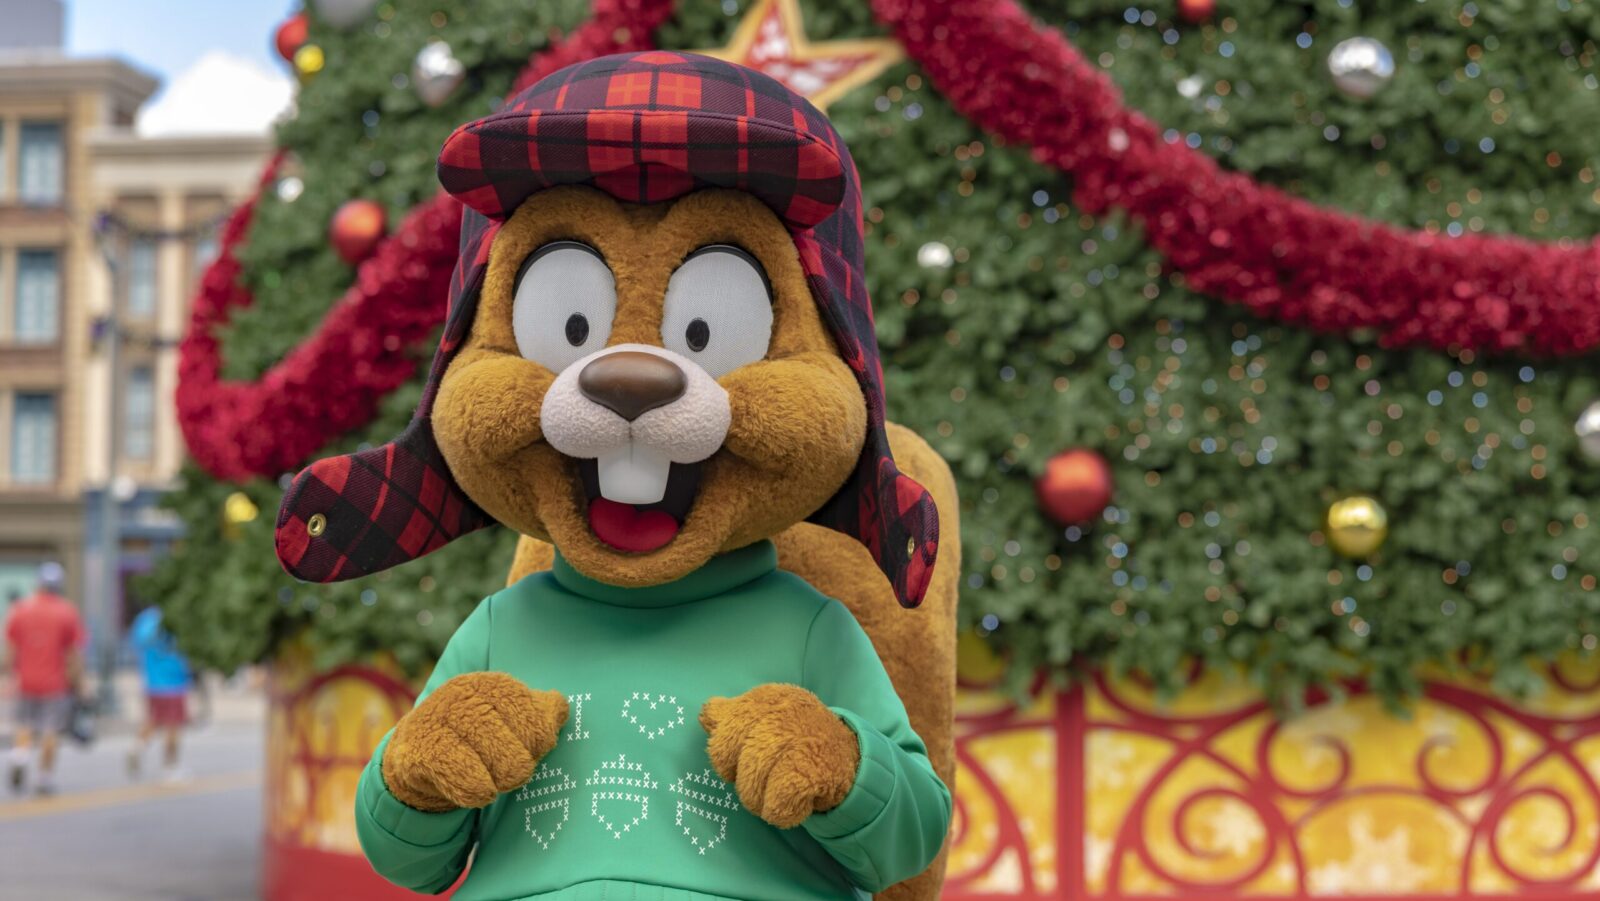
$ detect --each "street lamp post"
[91,213,123,715]
[88,209,208,715]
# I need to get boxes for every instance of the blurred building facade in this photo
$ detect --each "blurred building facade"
[0,10,268,625]
[81,131,269,623]
[0,51,155,604]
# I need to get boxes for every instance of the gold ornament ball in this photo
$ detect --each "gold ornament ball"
[223,491,260,526]
[222,491,260,541]
[293,44,326,81]
[1326,495,1388,558]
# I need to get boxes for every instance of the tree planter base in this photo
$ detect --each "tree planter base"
[261,648,1600,899]
[263,647,425,901]
[945,660,1600,899]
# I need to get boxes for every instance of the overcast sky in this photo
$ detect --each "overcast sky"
[64,0,295,135]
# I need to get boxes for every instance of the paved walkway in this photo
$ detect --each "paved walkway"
[0,673,265,900]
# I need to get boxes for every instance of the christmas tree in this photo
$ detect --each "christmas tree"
[151,0,1600,706]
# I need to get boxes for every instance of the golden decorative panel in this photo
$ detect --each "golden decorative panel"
[946,658,1600,899]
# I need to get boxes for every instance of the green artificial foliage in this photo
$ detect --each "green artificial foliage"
[140,0,589,675]
[148,0,1600,709]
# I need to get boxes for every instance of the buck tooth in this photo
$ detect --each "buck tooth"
[596,444,672,505]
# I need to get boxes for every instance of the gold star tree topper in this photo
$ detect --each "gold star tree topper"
[700,0,904,112]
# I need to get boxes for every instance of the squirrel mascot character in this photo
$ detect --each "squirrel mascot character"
[276,52,959,900]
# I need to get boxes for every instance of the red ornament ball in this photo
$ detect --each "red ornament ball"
[1177,0,1216,24]
[274,13,310,63]
[329,199,388,264]
[1035,448,1114,525]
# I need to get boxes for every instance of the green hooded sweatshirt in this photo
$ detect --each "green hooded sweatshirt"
[353,540,951,900]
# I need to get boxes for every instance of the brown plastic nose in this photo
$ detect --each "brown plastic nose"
[578,351,687,421]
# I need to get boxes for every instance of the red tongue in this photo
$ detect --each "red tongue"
[587,497,680,553]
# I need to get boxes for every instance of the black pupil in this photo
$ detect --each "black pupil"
[685,318,710,352]
[565,313,589,346]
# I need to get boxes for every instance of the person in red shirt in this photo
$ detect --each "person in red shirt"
[4,562,85,795]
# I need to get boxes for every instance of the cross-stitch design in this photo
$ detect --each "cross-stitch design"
[516,763,577,851]
[621,690,686,740]
[585,754,658,840]
[565,692,592,741]
[668,768,741,856]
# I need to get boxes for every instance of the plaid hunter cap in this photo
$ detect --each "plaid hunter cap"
[437,51,847,228]
[276,51,940,607]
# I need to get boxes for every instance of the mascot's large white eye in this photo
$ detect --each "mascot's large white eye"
[512,241,616,372]
[660,245,773,378]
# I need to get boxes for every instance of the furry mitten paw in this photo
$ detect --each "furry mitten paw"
[382,672,567,812]
[699,683,860,828]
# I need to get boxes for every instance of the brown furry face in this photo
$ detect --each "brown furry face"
[433,186,867,587]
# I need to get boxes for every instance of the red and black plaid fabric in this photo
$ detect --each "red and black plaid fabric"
[438,51,846,229]
[274,423,494,582]
[277,51,939,607]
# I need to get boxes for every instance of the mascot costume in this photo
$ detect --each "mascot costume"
[275,52,960,900]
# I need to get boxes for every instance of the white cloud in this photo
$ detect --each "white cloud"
[136,50,293,137]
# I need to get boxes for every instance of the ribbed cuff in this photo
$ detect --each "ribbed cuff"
[805,708,896,840]
[360,734,475,848]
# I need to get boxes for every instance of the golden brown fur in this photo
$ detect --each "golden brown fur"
[700,684,861,828]
[399,185,957,899]
[382,672,568,812]
[434,186,865,588]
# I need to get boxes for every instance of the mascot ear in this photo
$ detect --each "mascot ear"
[275,421,493,583]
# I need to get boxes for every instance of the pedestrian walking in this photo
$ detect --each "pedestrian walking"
[126,605,193,783]
[3,563,85,796]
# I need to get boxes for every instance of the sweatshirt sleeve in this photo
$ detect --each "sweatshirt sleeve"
[800,598,952,892]
[353,596,494,894]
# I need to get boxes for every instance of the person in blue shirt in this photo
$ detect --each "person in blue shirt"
[126,606,193,782]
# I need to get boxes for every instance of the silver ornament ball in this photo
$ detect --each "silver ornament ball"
[412,41,466,108]
[276,176,305,203]
[1577,401,1600,462]
[313,0,380,29]
[1327,36,1395,100]
[917,241,953,269]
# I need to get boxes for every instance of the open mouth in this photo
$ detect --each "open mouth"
[578,458,701,553]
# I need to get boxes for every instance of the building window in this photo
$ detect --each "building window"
[127,237,158,317]
[15,250,60,344]
[10,393,57,485]
[192,230,218,283]
[18,122,64,205]
[123,366,155,460]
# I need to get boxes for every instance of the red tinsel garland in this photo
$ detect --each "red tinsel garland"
[181,0,1600,482]
[176,0,672,481]
[873,0,1600,356]
[177,177,460,481]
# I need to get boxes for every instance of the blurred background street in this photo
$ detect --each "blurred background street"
[0,675,263,901]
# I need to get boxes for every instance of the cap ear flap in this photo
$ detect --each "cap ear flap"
[793,231,940,607]
[415,209,499,420]
[890,469,941,607]
[275,420,493,583]
[275,206,502,584]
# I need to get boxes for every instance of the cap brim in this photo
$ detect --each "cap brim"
[438,107,846,229]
